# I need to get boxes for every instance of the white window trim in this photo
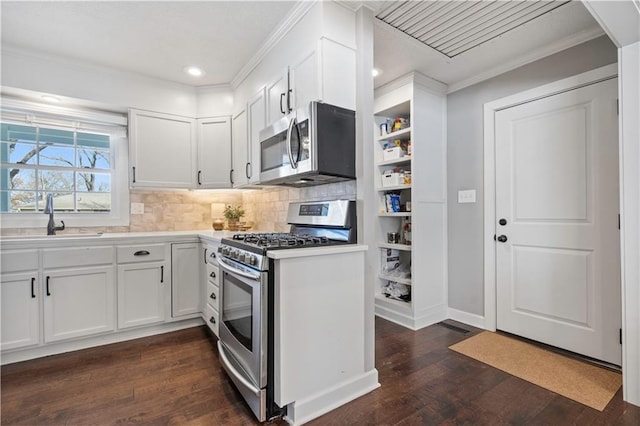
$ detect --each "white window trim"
[0,99,130,229]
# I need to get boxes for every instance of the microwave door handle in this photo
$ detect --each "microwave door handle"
[286,117,297,169]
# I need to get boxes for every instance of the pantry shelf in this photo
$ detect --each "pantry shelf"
[377,184,411,192]
[377,127,411,142]
[379,243,412,251]
[378,157,412,167]
[378,212,412,217]
[379,274,412,285]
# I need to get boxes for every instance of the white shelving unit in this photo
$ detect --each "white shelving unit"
[372,72,448,330]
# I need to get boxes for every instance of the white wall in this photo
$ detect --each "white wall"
[1,47,197,116]
[446,36,617,315]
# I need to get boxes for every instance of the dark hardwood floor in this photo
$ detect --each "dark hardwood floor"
[2,318,640,425]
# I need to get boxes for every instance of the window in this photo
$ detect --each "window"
[0,98,129,228]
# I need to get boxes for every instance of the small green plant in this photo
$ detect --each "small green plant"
[223,204,245,221]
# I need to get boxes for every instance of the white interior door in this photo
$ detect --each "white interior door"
[495,78,621,365]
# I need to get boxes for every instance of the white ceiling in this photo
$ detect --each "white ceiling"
[0,1,605,92]
[0,1,296,87]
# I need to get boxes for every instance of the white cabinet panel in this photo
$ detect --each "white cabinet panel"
[171,243,201,318]
[290,49,320,110]
[129,109,196,189]
[197,116,232,188]
[43,266,115,343]
[231,108,249,187]
[1,272,40,350]
[117,261,166,329]
[267,69,290,125]
[247,88,266,184]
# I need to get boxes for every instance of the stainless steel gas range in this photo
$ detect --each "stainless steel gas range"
[216,199,356,422]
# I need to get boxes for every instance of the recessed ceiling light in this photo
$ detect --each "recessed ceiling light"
[184,66,205,77]
[372,68,380,77]
[41,95,61,103]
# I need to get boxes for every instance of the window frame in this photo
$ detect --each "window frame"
[0,99,130,229]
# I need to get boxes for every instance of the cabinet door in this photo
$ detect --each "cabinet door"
[129,109,196,189]
[290,49,319,110]
[197,116,232,189]
[231,108,248,187]
[43,266,115,343]
[1,272,40,351]
[266,69,290,125]
[247,87,267,184]
[117,261,166,329]
[171,243,201,318]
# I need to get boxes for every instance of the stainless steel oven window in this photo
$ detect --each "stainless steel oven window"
[222,271,253,351]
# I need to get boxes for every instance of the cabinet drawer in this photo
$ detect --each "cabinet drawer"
[117,244,166,263]
[206,281,219,310]
[204,303,219,336]
[205,263,219,285]
[204,244,219,265]
[1,250,38,273]
[43,246,114,269]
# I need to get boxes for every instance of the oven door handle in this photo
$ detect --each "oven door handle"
[217,341,261,397]
[218,256,261,281]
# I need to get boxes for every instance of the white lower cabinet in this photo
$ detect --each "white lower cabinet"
[43,266,115,343]
[1,272,40,351]
[117,244,168,329]
[171,242,201,318]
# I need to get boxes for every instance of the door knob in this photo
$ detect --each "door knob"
[499,218,507,226]
[497,235,508,243]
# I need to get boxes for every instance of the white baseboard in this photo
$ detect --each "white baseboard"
[447,308,486,330]
[414,304,448,330]
[284,369,380,425]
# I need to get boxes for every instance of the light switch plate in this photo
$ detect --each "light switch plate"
[131,202,144,214]
[458,189,476,204]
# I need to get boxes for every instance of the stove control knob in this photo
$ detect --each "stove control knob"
[230,250,237,259]
[250,255,258,266]
[239,253,246,262]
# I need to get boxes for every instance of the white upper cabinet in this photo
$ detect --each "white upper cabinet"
[247,87,267,184]
[196,116,232,188]
[231,108,249,187]
[290,49,319,111]
[129,109,196,189]
[266,68,290,125]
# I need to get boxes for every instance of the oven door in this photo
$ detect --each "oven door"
[218,256,268,390]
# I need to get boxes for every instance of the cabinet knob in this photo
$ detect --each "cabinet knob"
[210,292,217,300]
[209,271,216,278]
[210,251,216,259]
[209,317,216,324]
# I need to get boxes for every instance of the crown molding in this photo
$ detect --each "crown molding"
[374,71,447,98]
[230,0,317,89]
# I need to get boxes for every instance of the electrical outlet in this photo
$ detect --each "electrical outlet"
[131,202,144,214]
[458,189,476,204]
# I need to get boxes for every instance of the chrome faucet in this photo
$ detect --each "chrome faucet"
[44,193,65,235]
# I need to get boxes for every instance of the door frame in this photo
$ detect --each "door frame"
[483,63,618,332]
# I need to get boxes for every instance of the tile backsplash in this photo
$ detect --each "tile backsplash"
[1,181,356,235]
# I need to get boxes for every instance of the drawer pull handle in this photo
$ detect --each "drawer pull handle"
[31,277,36,298]
[210,292,217,300]
[134,250,150,256]
[46,276,51,296]
[160,265,164,283]
[209,316,216,325]
[209,271,216,279]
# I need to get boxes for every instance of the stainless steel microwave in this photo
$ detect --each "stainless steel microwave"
[258,101,355,186]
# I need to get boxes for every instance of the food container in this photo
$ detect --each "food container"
[382,171,403,187]
[383,146,405,161]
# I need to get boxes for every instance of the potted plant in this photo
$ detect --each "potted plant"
[223,204,245,231]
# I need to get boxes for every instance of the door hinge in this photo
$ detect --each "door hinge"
[620,328,622,345]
